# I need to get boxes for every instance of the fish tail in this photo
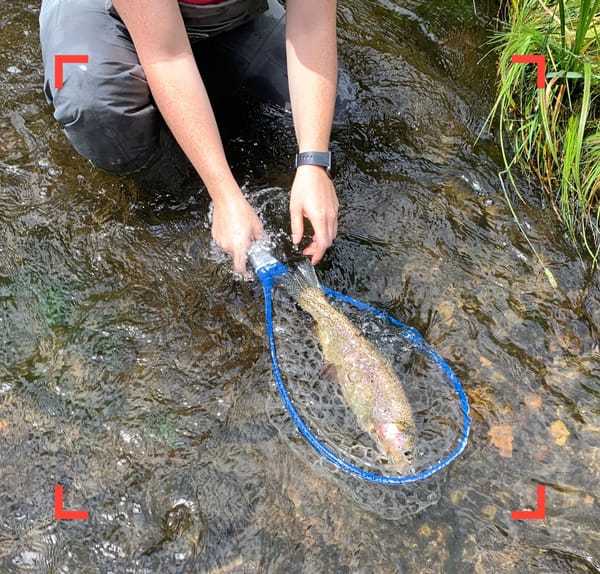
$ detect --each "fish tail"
[297,261,321,288]
[283,260,321,301]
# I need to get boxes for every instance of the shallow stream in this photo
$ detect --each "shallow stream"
[1,1,598,572]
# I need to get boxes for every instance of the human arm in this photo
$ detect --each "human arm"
[286,0,339,264]
[111,0,263,273]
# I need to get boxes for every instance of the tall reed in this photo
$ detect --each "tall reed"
[490,0,600,269]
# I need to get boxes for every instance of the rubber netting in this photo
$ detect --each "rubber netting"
[264,276,468,520]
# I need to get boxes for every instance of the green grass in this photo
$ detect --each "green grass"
[489,0,600,273]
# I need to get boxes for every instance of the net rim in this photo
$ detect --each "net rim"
[257,262,471,486]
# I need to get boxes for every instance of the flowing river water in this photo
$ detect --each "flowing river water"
[1,1,599,572]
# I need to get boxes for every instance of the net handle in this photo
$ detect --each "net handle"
[255,259,471,486]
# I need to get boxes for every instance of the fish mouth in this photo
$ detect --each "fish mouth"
[373,422,415,468]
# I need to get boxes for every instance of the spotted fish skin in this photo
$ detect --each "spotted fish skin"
[284,262,416,467]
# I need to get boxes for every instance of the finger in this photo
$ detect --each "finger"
[304,237,327,265]
[253,219,265,241]
[330,214,338,242]
[302,241,316,257]
[290,208,304,245]
[233,246,247,275]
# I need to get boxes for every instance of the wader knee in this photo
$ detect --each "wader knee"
[40,0,160,175]
[47,62,159,176]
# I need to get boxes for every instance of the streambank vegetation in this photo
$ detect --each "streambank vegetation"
[490,0,600,268]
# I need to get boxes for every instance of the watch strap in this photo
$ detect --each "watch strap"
[294,151,332,177]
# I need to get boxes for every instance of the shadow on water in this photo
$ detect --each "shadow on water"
[1,0,599,572]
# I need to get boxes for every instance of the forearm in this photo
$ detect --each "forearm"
[143,56,240,203]
[111,0,262,272]
[286,0,338,152]
[112,0,240,205]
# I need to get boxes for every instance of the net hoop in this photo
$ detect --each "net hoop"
[256,261,471,486]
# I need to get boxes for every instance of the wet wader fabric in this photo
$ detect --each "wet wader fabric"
[39,0,286,175]
[176,0,268,40]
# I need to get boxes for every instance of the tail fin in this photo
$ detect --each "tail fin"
[282,260,321,301]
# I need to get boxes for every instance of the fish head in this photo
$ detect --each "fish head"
[373,422,415,468]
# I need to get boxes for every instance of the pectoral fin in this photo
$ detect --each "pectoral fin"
[319,363,338,382]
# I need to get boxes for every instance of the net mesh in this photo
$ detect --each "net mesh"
[264,277,466,519]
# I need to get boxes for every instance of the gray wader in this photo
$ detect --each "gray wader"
[39,0,288,175]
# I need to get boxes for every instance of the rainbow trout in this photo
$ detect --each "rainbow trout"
[285,262,416,468]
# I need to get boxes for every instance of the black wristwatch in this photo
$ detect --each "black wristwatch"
[294,151,332,178]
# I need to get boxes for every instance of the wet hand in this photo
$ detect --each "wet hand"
[211,194,264,275]
[289,165,339,265]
